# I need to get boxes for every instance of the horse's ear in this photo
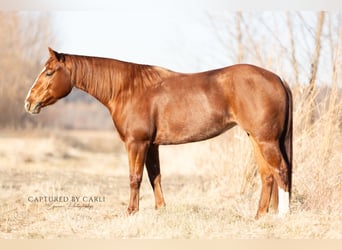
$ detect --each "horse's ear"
[48,47,58,59]
[48,47,65,63]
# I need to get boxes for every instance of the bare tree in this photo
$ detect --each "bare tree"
[309,11,325,90]
[235,12,244,63]
[304,11,325,124]
[286,12,299,83]
[327,13,342,88]
[0,12,54,128]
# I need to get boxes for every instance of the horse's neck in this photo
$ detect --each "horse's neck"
[68,55,176,106]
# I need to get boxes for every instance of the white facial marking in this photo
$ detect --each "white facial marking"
[26,66,46,100]
[278,187,290,217]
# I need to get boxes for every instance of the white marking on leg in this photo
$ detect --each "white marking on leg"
[278,187,289,217]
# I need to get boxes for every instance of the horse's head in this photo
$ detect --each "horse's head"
[25,48,73,114]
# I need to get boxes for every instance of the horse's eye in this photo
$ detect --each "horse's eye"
[45,71,54,77]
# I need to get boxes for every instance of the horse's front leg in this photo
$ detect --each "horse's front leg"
[125,139,149,215]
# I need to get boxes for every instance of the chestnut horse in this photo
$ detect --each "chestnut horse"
[25,48,292,219]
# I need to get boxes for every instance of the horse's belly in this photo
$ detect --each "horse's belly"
[153,111,235,145]
[152,83,235,145]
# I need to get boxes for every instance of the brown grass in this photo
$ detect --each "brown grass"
[0,87,341,239]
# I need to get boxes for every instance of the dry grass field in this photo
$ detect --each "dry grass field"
[0,87,341,239]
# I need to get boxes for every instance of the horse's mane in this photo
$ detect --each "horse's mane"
[65,54,176,103]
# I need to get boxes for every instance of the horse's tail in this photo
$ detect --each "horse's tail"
[281,79,293,198]
[270,79,293,211]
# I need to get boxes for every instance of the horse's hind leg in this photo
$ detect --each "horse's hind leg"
[270,179,279,212]
[258,141,290,217]
[250,137,275,218]
[145,144,166,209]
[251,137,289,219]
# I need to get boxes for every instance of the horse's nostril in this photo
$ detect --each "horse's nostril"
[24,101,30,112]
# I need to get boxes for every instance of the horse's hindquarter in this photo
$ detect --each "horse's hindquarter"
[152,71,237,145]
[224,64,287,138]
[152,64,287,145]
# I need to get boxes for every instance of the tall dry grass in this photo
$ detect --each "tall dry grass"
[291,85,342,212]
[193,84,342,213]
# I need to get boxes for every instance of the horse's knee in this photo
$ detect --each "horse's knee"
[130,174,142,189]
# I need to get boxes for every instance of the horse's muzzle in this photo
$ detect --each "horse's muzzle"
[25,101,41,114]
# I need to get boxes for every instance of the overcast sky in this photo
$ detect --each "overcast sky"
[52,10,225,72]
[37,0,339,74]
[3,0,338,83]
